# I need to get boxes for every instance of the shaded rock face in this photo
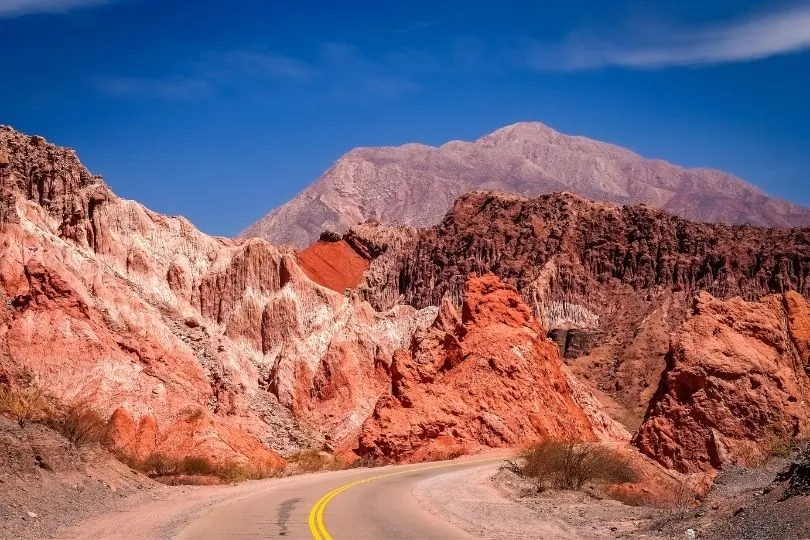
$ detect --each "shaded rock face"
[243,121,810,248]
[359,190,810,424]
[634,292,810,473]
[358,275,628,463]
[547,328,595,359]
[0,126,435,463]
[774,443,810,501]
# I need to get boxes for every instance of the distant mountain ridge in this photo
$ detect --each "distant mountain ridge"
[242,122,810,248]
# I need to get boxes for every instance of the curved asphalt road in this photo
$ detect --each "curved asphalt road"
[178,457,502,540]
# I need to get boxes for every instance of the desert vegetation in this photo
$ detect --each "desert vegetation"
[0,382,50,428]
[115,452,283,485]
[0,376,283,485]
[50,403,109,448]
[513,440,639,492]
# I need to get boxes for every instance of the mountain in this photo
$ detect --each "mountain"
[0,126,624,474]
[0,125,437,465]
[349,190,810,434]
[342,189,810,471]
[242,122,810,248]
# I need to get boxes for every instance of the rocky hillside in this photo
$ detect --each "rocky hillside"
[242,122,810,247]
[0,126,439,465]
[353,191,810,425]
[635,292,810,473]
[0,126,633,472]
[359,275,628,462]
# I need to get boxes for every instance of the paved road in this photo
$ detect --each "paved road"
[178,457,503,540]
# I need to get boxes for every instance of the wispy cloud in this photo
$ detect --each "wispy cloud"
[0,0,112,17]
[206,50,315,80]
[395,21,433,34]
[92,49,314,100]
[526,3,810,71]
[93,43,426,103]
[91,76,213,100]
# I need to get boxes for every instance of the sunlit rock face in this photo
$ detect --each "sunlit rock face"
[0,126,435,462]
[358,275,629,463]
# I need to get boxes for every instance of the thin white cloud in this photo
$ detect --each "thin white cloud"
[207,50,315,80]
[91,76,213,100]
[0,0,111,17]
[395,21,433,34]
[92,44,424,102]
[527,3,810,71]
[92,50,314,100]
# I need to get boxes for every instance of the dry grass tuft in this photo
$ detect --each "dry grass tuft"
[0,383,51,428]
[288,448,342,473]
[50,403,108,447]
[116,452,283,484]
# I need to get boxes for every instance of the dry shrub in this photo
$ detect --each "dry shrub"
[347,454,387,469]
[215,459,283,482]
[289,449,340,472]
[520,441,639,491]
[118,452,282,484]
[52,403,108,447]
[767,429,795,459]
[0,383,50,428]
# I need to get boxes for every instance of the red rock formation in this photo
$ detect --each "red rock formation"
[358,275,628,462]
[634,292,810,473]
[359,190,810,426]
[107,407,284,468]
[297,237,369,292]
[0,126,434,464]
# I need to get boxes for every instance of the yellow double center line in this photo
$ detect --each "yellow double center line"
[308,458,502,540]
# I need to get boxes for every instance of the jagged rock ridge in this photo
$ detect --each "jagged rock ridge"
[356,190,810,425]
[0,126,436,463]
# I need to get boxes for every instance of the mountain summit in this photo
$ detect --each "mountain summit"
[242,122,810,247]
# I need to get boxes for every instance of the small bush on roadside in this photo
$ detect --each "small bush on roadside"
[117,452,283,484]
[767,429,796,459]
[288,448,340,472]
[519,440,639,491]
[181,456,215,476]
[0,383,50,428]
[214,459,283,482]
[142,452,179,477]
[51,403,108,447]
[346,454,387,469]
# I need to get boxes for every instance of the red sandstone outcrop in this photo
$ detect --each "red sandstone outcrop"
[634,292,810,473]
[358,275,628,462]
[358,191,810,426]
[297,235,370,292]
[0,126,435,464]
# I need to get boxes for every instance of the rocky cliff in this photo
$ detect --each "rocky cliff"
[358,275,628,462]
[634,292,810,473]
[243,122,810,247]
[357,190,810,425]
[0,126,436,463]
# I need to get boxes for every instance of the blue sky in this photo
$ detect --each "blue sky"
[1,0,809,236]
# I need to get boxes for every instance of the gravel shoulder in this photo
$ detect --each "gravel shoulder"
[417,456,810,540]
[415,463,669,539]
